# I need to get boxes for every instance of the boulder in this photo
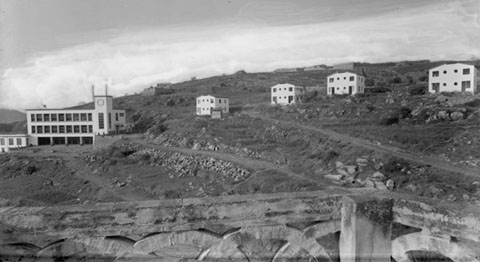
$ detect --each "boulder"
[370,172,386,181]
[437,111,448,120]
[335,161,344,168]
[450,111,464,121]
[344,165,357,175]
[325,174,344,181]
[337,169,349,176]
[386,179,395,190]
[365,179,375,188]
[374,181,387,190]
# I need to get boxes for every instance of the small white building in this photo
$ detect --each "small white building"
[428,63,479,94]
[271,83,306,105]
[26,86,127,146]
[327,72,365,95]
[196,95,229,116]
[0,134,29,153]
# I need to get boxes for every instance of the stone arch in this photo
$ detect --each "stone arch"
[392,232,480,262]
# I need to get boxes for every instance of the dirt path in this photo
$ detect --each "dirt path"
[245,112,479,177]
[130,138,322,185]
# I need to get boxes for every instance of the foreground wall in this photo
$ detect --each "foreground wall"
[1,189,480,261]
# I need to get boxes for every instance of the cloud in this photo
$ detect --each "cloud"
[1,0,479,110]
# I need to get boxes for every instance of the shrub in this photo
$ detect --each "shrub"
[366,105,376,112]
[391,77,402,84]
[399,107,412,119]
[379,115,399,125]
[366,87,391,94]
[382,157,410,174]
[365,78,375,87]
[418,75,428,82]
[408,85,427,96]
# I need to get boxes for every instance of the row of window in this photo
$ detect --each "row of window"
[431,81,471,90]
[197,107,228,112]
[31,113,92,122]
[432,68,470,77]
[0,137,24,146]
[31,125,93,134]
[329,76,356,83]
[272,87,304,93]
[197,99,227,104]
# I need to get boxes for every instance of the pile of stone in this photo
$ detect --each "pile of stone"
[324,158,394,191]
[130,148,250,181]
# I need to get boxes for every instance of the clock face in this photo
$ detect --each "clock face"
[97,99,105,106]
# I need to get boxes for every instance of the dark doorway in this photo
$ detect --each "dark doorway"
[82,137,93,145]
[331,87,335,94]
[349,86,353,95]
[38,137,51,145]
[67,137,80,145]
[288,96,293,103]
[52,137,66,145]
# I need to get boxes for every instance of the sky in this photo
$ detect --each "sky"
[0,0,479,110]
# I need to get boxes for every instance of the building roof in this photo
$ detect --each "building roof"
[327,71,364,77]
[197,95,229,99]
[0,134,29,137]
[429,62,477,71]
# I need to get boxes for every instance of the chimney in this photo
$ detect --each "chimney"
[91,85,95,101]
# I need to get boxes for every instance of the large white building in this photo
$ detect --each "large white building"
[428,63,479,94]
[196,95,229,115]
[26,87,126,146]
[327,72,365,95]
[0,134,29,153]
[271,83,306,105]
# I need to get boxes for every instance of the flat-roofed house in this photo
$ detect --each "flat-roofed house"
[196,95,229,116]
[0,134,29,153]
[26,86,126,146]
[271,83,306,105]
[327,72,365,95]
[428,63,479,94]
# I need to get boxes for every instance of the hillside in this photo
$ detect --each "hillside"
[0,59,480,207]
[0,109,26,124]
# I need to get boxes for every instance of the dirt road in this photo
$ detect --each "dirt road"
[246,112,479,177]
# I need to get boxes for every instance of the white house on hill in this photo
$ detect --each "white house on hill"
[271,83,306,105]
[327,72,365,95]
[428,63,479,94]
[196,95,229,115]
[0,134,29,153]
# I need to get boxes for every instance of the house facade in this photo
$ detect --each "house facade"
[196,95,229,116]
[327,72,365,95]
[271,83,306,105]
[428,63,479,94]
[26,87,126,146]
[0,134,29,153]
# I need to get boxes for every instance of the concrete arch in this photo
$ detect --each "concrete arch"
[133,230,221,259]
[392,232,480,262]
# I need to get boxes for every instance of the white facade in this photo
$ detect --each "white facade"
[327,72,365,95]
[271,83,306,105]
[428,63,479,94]
[196,95,229,115]
[0,134,29,153]
[26,88,126,146]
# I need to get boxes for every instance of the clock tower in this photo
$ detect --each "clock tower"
[93,85,113,135]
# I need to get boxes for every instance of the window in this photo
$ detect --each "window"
[432,83,440,93]
[219,99,222,104]
[88,113,92,121]
[289,87,293,92]
[443,83,446,86]
[44,126,50,133]
[73,113,80,121]
[66,126,72,133]
[108,113,112,129]
[337,77,340,80]
[43,114,50,121]
[31,126,36,134]
[454,69,458,73]
[66,114,72,121]
[74,125,80,133]
[443,70,447,74]
[463,68,470,75]
[36,114,42,121]
[98,113,104,129]
[80,113,87,121]
[344,77,347,80]
[37,126,43,133]
[17,138,22,145]
[210,99,214,103]
[88,125,93,133]
[30,114,35,122]
[273,88,277,92]
[0,138,4,145]
[119,113,124,117]
[198,99,201,103]
[59,114,65,121]
[349,76,354,81]
[454,82,458,86]
[81,125,87,133]
[52,126,58,133]
[462,81,471,89]
[329,78,334,83]
[432,71,439,77]
[51,114,57,121]
[8,138,14,145]
[59,126,65,133]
